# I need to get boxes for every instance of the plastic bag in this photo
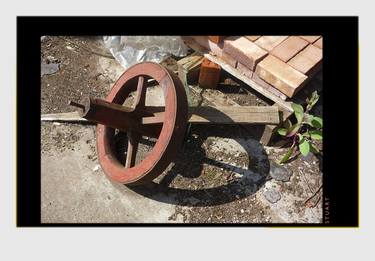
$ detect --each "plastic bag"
[103,36,188,69]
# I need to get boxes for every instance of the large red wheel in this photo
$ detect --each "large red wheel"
[94,62,188,185]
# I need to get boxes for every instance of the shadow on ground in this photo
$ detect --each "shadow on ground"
[112,124,271,207]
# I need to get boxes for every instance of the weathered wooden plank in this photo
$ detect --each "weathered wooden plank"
[260,106,293,145]
[41,105,279,125]
[177,52,204,86]
[189,106,279,124]
[41,111,88,122]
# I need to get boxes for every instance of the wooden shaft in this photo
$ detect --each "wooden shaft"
[70,97,161,137]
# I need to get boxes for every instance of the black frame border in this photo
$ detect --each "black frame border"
[17,16,359,227]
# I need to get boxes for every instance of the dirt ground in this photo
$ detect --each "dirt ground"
[41,36,323,223]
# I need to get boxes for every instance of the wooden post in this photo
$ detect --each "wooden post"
[177,52,204,87]
[260,105,293,145]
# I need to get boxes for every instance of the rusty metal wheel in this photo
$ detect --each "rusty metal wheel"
[71,62,188,185]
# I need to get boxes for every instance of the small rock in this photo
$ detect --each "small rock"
[53,122,61,126]
[93,164,100,171]
[240,209,244,213]
[46,56,61,64]
[269,161,292,182]
[41,61,60,76]
[263,188,281,203]
[192,134,198,139]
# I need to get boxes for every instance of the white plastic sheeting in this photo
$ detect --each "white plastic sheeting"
[103,36,188,69]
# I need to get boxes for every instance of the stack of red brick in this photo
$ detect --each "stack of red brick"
[190,35,323,99]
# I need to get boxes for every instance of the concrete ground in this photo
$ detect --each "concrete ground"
[41,36,323,223]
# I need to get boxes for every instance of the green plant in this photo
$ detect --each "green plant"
[276,91,323,164]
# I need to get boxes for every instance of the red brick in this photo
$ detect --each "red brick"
[237,62,253,79]
[255,55,308,98]
[254,36,288,51]
[223,37,268,70]
[191,36,223,57]
[313,37,322,49]
[252,73,287,100]
[270,36,309,62]
[288,44,322,76]
[208,36,226,44]
[221,51,237,68]
[199,58,221,89]
[299,36,321,43]
[245,36,261,41]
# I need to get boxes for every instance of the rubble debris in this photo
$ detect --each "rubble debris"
[41,61,60,76]
[263,188,281,203]
[269,161,292,182]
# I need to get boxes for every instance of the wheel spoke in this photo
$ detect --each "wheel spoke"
[134,76,146,109]
[125,131,140,168]
[141,111,165,125]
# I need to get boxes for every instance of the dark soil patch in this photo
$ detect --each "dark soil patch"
[41,36,112,114]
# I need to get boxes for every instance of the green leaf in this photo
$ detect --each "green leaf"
[277,128,287,136]
[283,119,292,129]
[304,114,314,127]
[311,116,323,128]
[299,138,310,156]
[292,103,304,113]
[310,143,320,154]
[306,91,319,111]
[302,132,310,138]
[292,103,304,123]
[279,146,294,164]
[309,130,323,140]
[286,123,301,137]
